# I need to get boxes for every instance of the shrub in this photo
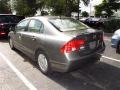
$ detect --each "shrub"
[102,18,120,33]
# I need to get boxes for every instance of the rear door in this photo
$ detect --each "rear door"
[21,19,44,57]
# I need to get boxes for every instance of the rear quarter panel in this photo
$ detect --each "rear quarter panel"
[39,20,72,64]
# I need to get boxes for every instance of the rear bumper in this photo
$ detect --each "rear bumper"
[51,47,105,72]
[67,53,101,72]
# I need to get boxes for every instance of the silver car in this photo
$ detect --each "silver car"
[9,16,105,75]
[111,29,120,53]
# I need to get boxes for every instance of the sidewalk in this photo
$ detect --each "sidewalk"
[104,33,113,37]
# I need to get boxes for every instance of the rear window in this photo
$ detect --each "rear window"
[0,15,18,23]
[49,18,89,31]
[16,16,25,23]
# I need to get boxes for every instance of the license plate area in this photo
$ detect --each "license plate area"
[89,41,96,49]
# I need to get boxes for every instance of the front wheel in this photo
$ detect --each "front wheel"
[116,42,120,54]
[36,51,52,75]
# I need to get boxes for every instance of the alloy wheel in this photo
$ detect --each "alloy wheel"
[38,54,48,72]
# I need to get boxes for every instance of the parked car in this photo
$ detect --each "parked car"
[9,16,105,75]
[16,16,25,23]
[85,18,105,28]
[79,17,88,23]
[0,14,24,38]
[111,29,120,53]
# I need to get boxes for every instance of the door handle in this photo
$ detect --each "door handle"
[31,36,36,41]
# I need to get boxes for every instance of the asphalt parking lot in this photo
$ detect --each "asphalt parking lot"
[0,35,120,90]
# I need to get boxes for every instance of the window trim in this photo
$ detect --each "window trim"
[27,19,44,33]
[15,19,30,32]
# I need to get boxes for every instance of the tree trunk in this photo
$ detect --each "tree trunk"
[65,0,71,17]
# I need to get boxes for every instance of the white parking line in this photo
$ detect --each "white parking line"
[0,52,37,90]
[102,55,120,62]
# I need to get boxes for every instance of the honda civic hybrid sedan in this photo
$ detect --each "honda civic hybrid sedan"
[9,16,105,74]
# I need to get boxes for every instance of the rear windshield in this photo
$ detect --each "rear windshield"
[0,15,18,23]
[49,18,89,31]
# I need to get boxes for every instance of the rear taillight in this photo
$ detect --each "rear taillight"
[0,32,6,35]
[61,39,85,54]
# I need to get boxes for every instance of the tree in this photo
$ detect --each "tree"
[36,0,45,11]
[66,0,90,17]
[45,0,65,15]
[0,0,11,14]
[82,11,89,17]
[95,0,120,17]
[13,0,90,17]
[45,0,90,17]
[13,0,37,16]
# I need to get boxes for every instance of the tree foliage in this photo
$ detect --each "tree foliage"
[95,0,120,17]
[82,11,89,17]
[45,0,65,15]
[13,0,37,16]
[0,0,11,14]
[65,0,90,17]
[13,0,90,16]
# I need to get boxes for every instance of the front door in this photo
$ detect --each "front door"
[21,19,44,57]
[13,19,30,51]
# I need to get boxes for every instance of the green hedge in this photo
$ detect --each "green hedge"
[102,18,120,33]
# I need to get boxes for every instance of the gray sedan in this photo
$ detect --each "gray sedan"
[9,16,105,75]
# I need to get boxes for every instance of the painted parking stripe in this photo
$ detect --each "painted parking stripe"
[0,52,37,90]
[102,55,120,62]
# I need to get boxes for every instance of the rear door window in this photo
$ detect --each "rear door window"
[28,19,44,33]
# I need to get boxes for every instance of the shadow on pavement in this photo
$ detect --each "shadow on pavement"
[7,41,120,90]
[14,49,120,90]
[48,62,120,90]
[13,49,38,68]
[0,38,8,43]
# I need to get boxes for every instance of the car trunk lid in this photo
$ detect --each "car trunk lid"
[63,29,104,55]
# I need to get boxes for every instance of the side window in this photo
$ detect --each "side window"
[16,20,29,31]
[28,20,44,33]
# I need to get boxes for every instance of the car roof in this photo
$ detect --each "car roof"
[26,16,70,20]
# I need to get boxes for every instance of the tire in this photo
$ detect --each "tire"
[116,41,120,54]
[36,51,52,75]
[9,38,15,50]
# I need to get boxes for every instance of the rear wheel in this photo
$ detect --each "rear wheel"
[9,38,15,50]
[116,42,120,54]
[36,51,52,75]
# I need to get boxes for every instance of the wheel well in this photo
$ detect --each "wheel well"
[35,48,44,61]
